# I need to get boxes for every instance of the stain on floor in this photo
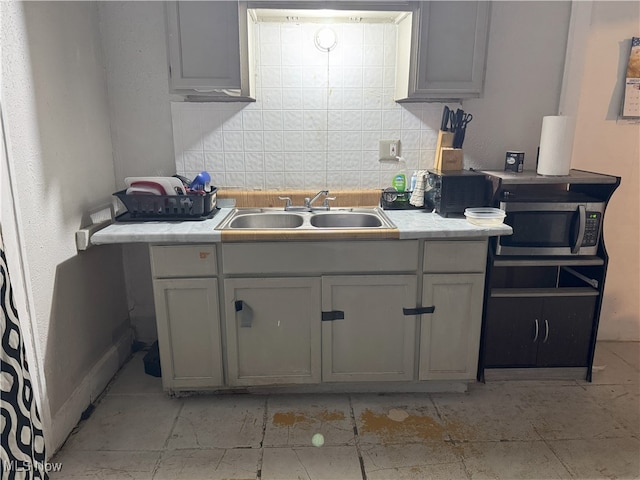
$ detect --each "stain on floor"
[359,408,467,444]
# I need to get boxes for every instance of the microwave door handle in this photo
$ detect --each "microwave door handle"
[572,205,586,254]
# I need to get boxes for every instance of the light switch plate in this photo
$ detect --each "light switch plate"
[379,140,401,161]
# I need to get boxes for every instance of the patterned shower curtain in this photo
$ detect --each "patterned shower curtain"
[1,228,48,479]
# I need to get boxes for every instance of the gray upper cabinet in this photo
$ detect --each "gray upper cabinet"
[166,1,255,100]
[396,1,491,101]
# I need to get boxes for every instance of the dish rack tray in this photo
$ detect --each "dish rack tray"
[113,188,217,220]
[380,190,421,210]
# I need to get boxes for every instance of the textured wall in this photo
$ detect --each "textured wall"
[97,1,175,343]
[570,2,640,340]
[1,1,129,453]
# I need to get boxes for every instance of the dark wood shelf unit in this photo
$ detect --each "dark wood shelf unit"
[477,169,621,382]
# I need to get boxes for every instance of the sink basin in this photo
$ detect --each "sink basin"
[217,207,395,231]
[310,213,383,228]
[228,213,304,229]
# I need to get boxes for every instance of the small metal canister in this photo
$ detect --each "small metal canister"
[504,151,525,172]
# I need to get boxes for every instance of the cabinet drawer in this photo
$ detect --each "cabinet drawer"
[151,245,217,278]
[424,240,487,273]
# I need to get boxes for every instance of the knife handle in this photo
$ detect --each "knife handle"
[454,127,466,148]
[441,106,450,131]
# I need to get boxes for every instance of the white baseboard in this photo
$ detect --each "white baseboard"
[47,329,133,458]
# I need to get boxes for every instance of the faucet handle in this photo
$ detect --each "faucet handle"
[278,196,292,210]
[322,197,336,208]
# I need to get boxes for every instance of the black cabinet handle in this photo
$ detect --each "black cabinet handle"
[322,311,345,321]
[403,306,435,316]
[235,300,253,328]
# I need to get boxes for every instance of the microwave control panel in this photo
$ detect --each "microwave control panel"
[583,212,602,246]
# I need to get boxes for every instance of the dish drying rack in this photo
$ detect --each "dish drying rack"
[113,187,218,221]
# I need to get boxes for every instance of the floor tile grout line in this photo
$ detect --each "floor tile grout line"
[428,393,473,479]
[348,395,368,480]
[256,396,269,480]
[150,399,185,479]
[538,432,577,478]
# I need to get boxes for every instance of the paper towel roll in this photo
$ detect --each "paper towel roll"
[536,116,575,176]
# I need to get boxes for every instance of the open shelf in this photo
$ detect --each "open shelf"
[479,169,620,185]
[492,256,604,267]
[491,287,599,298]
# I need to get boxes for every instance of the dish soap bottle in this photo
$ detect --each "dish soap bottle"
[392,158,407,192]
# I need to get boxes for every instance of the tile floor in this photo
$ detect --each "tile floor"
[51,341,640,479]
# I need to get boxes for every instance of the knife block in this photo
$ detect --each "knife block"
[434,131,463,170]
[438,148,463,171]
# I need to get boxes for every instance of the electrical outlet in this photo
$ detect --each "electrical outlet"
[379,140,401,161]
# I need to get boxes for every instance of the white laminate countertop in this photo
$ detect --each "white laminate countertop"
[90,208,512,245]
[383,210,512,239]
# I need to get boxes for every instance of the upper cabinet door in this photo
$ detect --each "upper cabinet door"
[166,1,254,99]
[396,1,490,101]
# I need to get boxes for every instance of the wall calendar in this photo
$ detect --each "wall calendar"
[622,37,640,118]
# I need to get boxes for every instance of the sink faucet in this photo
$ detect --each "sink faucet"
[279,191,336,211]
[305,190,335,211]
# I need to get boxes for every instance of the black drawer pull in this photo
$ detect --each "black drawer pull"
[322,310,345,321]
[235,300,253,328]
[403,306,435,316]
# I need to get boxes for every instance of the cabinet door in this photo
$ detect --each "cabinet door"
[224,278,321,386]
[153,278,223,390]
[483,297,541,368]
[322,275,417,382]
[166,1,248,93]
[536,296,597,367]
[420,274,485,380]
[399,1,490,100]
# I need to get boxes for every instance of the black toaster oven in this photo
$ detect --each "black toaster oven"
[424,169,488,217]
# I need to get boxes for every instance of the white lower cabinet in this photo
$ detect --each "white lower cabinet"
[419,273,485,380]
[153,278,223,389]
[321,275,417,382]
[151,240,489,391]
[223,277,321,386]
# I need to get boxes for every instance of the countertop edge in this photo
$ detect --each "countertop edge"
[91,208,512,245]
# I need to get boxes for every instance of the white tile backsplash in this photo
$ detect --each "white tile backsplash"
[172,21,449,190]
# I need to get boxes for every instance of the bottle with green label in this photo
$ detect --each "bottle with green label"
[392,158,407,192]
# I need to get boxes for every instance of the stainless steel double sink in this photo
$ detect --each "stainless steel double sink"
[217,207,395,230]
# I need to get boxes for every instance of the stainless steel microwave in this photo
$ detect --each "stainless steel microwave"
[496,194,605,256]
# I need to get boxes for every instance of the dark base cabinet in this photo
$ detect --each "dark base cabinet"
[484,295,597,368]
